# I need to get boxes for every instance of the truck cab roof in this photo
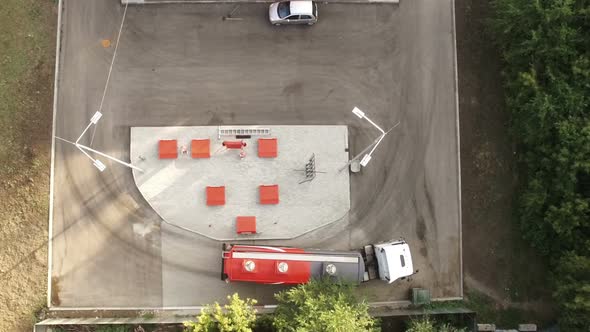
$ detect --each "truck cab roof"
[374,241,414,283]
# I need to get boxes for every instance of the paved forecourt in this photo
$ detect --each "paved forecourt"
[50,0,461,308]
[131,125,350,240]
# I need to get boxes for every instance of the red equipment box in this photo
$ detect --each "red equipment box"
[259,185,279,205]
[258,138,277,158]
[206,186,226,206]
[191,139,210,158]
[159,140,178,159]
[236,216,257,234]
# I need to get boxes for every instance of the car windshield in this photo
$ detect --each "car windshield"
[278,2,290,18]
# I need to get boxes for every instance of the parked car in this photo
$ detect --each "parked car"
[269,1,318,26]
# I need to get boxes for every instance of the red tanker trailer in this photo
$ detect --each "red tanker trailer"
[221,240,414,285]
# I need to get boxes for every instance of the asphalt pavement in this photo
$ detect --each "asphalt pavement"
[50,0,461,308]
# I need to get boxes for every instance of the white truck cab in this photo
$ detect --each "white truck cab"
[373,240,414,283]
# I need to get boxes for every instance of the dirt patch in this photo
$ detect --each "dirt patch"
[51,276,62,306]
[0,0,57,331]
[454,0,555,324]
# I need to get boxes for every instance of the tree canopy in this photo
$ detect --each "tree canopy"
[273,278,378,332]
[490,0,590,328]
[552,252,590,330]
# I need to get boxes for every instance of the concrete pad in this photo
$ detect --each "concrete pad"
[131,126,350,240]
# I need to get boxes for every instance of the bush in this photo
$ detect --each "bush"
[406,317,435,332]
[273,278,378,332]
[184,293,257,332]
[405,317,466,332]
[252,314,275,332]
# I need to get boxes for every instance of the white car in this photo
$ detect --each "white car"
[269,1,318,26]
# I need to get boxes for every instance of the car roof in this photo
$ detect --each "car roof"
[289,1,313,15]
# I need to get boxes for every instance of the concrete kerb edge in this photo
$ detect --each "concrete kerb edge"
[42,299,417,313]
[121,0,400,4]
[42,299,464,323]
[37,301,389,327]
[47,0,64,309]
[450,0,464,299]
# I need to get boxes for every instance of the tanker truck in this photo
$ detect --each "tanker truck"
[221,240,414,285]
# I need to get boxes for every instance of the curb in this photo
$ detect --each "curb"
[450,0,464,299]
[46,299,414,312]
[121,0,400,4]
[47,0,64,309]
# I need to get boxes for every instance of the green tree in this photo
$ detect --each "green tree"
[553,253,590,331]
[184,293,257,332]
[490,0,590,328]
[273,278,378,332]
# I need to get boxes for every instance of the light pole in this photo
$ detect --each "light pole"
[352,107,386,167]
[66,111,143,172]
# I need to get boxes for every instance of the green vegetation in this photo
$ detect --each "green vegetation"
[140,311,156,320]
[273,278,378,332]
[184,279,378,332]
[184,293,258,332]
[0,0,53,174]
[0,1,55,332]
[421,296,533,328]
[462,291,532,328]
[405,317,466,332]
[552,253,590,329]
[490,0,590,329]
